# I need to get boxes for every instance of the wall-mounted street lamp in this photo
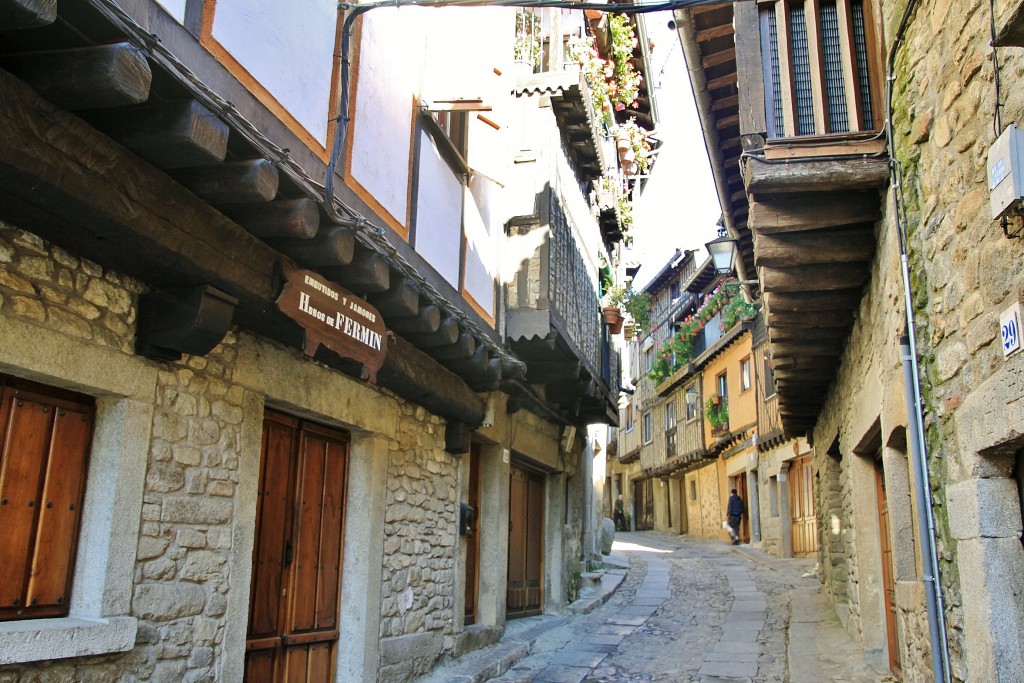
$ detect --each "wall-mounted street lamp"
[704,228,759,286]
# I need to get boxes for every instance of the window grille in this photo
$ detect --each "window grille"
[820,1,849,133]
[851,0,874,128]
[789,3,815,136]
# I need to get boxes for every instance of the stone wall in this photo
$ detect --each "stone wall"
[0,221,141,355]
[0,223,546,682]
[377,405,460,681]
[883,0,1024,679]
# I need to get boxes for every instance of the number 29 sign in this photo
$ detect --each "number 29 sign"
[1001,303,1022,358]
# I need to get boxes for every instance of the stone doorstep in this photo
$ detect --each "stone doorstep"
[567,569,626,615]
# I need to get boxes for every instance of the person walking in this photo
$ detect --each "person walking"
[726,488,744,545]
[614,494,627,531]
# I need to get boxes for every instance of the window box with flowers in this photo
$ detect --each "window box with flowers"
[647,282,759,384]
[705,394,729,436]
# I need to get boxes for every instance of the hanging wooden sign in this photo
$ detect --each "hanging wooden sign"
[276,262,388,382]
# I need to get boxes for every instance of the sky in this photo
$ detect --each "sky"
[627,11,722,290]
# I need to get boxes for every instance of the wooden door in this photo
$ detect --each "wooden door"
[507,465,544,618]
[875,459,902,678]
[789,455,819,555]
[677,479,688,535]
[245,412,349,683]
[464,444,481,625]
[633,478,654,531]
[734,474,750,543]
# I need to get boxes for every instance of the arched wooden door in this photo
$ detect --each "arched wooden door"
[245,412,349,682]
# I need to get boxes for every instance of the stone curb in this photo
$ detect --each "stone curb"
[415,565,629,682]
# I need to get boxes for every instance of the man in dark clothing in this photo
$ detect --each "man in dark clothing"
[614,494,626,531]
[726,489,744,545]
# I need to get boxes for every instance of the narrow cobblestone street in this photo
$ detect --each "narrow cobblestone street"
[480,531,890,683]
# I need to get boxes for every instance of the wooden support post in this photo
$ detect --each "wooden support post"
[273,227,355,267]
[173,159,279,205]
[429,331,476,361]
[0,0,56,29]
[368,277,419,318]
[6,42,152,111]
[377,336,484,426]
[441,344,489,377]
[389,305,442,335]
[744,157,890,194]
[88,99,229,169]
[754,228,876,267]
[224,198,320,240]
[760,263,869,292]
[445,421,472,455]
[325,246,390,293]
[749,193,882,234]
[468,357,503,392]
[403,315,459,347]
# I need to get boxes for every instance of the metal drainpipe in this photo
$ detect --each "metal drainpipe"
[887,0,951,680]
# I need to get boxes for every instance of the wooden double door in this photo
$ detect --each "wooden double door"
[789,455,818,556]
[245,412,349,682]
[507,464,544,618]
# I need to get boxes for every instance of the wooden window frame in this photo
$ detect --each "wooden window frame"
[642,411,653,445]
[0,314,157,665]
[740,357,752,393]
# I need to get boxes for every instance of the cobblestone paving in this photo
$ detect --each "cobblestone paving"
[489,531,889,683]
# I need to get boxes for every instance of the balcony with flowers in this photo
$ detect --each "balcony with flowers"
[649,281,759,388]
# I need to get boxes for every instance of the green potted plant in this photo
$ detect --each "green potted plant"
[705,394,729,435]
[603,284,627,334]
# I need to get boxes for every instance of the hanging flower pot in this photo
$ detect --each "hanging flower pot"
[584,9,602,19]
[711,394,721,405]
[620,147,636,163]
[623,160,639,175]
[615,134,630,152]
[603,306,624,334]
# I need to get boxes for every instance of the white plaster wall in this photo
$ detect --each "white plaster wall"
[465,176,498,317]
[415,128,464,287]
[351,10,422,225]
[154,0,186,23]
[210,0,337,145]
[419,9,512,105]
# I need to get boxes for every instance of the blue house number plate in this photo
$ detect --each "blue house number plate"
[1001,303,1022,357]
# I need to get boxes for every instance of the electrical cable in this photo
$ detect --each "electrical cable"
[990,0,1003,135]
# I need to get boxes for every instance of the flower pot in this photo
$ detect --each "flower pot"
[623,161,639,175]
[711,395,721,405]
[603,306,624,334]
[584,9,602,19]
[615,134,630,152]
[620,147,636,163]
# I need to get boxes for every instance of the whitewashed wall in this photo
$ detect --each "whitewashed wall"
[210,0,338,146]
[414,128,464,286]
[351,10,423,225]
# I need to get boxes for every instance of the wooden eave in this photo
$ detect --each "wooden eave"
[516,71,605,184]
[675,3,756,286]
[0,0,579,429]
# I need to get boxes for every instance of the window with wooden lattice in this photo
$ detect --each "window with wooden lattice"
[759,0,882,138]
[0,374,94,621]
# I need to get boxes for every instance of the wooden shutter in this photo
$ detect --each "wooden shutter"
[0,375,93,620]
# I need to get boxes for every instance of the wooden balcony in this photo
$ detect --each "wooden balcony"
[507,190,619,425]
[677,0,889,435]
